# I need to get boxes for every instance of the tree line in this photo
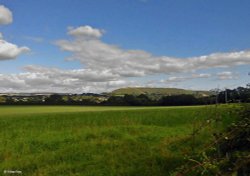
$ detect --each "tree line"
[0,85,249,106]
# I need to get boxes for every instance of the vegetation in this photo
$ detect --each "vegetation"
[0,86,249,175]
[217,86,250,103]
[110,87,211,98]
[0,85,249,106]
[0,105,238,175]
[173,104,250,176]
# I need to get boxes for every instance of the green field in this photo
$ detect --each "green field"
[110,87,211,97]
[0,105,237,175]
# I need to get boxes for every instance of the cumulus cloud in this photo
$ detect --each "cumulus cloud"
[23,65,119,82]
[192,73,211,78]
[216,71,239,80]
[159,73,212,83]
[56,25,250,79]
[0,35,30,60]
[0,5,13,25]
[0,25,249,93]
[0,5,30,60]
[67,26,104,39]
[0,66,133,93]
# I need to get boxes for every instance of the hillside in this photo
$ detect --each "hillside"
[110,87,211,98]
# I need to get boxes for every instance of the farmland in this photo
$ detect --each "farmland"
[0,105,238,175]
[110,87,211,97]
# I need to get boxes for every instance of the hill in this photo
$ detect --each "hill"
[110,87,211,98]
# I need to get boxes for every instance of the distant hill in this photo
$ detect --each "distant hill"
[110,87,211,98]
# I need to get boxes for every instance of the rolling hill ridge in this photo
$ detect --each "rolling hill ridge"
[110,87,211,97]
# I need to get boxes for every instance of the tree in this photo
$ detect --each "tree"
[45,94,64,105]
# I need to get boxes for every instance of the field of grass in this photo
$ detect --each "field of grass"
[0,105,238,175]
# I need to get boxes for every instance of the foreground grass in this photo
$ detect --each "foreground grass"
[0,105,238,175]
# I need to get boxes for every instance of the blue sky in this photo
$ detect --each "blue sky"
[0,0,250,93]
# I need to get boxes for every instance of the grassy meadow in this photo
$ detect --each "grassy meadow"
[0,105,238,175]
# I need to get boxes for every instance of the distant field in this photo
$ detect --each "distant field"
[0,105,238,176]
[110,87,211,97]
[0,105,204,117]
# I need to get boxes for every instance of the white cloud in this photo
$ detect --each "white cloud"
[23,36,44,43]
[159,73,212,83]
[56,25,250,79]
[192,73,211,78]
[67,26,104,39]
[0,66,134,93]
[166,76,186,82]
[216,71,239,80]
[0,25,249,93]
[23,65,119,82]
[0,35,30,60]
[0,5,13,25]
[0,5,30,61]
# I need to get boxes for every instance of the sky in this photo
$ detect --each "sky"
[0,0,250,93]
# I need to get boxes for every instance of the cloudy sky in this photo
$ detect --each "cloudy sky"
[0,0,250,93]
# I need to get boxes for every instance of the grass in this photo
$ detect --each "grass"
[110,87,211,97]
[0,105,238,175]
